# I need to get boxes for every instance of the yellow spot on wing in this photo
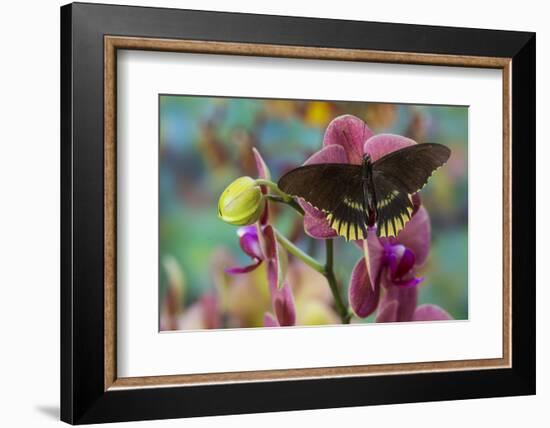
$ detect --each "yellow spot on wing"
[377,196,414,238]
[326,213,364,241]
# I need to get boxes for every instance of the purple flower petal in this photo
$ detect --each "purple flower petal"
[226,225,264,273]
[237,225,264,260]
[237,224,258,237]
[394,276,424,288]
[411,192,422,216]
[271,281,296,327]
[263,312,279,327]
[263,225,283,290]
[387,244,416,281]
[304,213,338,239]
[252,147,271,181]
[300,200,326,218]
[304,143,349,165]
[323,115,373,165]
[364,229,385,290]
[200,293,220,329]
[380,284,418,322]
[252,148,271,225]
[349,257,380,318]
[224,259,262,274]
[413,304,453,321]
[364,133,417,162]
[394,206,431,265]
[376,300,398,323]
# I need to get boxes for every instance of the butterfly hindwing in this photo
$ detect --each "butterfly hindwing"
[372,173,414,238]
[278,163,367,240]
[325,183,368,240]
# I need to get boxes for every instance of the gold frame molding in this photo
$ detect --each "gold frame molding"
[104,36,512,391]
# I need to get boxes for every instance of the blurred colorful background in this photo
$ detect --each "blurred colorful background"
[159,95,468,331]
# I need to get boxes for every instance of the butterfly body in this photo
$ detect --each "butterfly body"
[360,154,378,227]
[278,143,451,240]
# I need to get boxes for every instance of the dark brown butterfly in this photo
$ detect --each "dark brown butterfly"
[278,143,451,240]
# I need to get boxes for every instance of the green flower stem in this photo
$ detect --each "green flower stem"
[265,195,305,216]
[275,230,351,324]
[258,178,351,324]
[257,178,304,215]
[274,229,325,274]
[255,179,293,202]
[325,239,351,324]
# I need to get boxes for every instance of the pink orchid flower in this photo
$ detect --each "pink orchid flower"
[225,148,296,327]
[298,114,451,322]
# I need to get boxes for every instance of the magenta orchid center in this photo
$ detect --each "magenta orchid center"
[384,243,423,288]
[224,225,264,274]
[237,225,263,260]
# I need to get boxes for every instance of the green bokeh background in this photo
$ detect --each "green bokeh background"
[160,95,468,329]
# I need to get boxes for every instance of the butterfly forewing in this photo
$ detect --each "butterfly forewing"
[278,163,367,240]
[371,143,450,238]
[372,143,451,194]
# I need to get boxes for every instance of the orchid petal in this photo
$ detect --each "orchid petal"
[323,115,373,165]
[252,148,271,225]
[387,245,416,281]
[237,224,258,237]
[252,147,271,181]
[349,257,380,318]
[200,294,220,329]
[224,259,262,274]
[269,281,296,327]
[239,229,263,260]
[364,228,385,290]
[263,225,284,289]
[303,212,338,239]
[363,133,417,162]
[256,222,269,262]
[304,143,349,165]
[395,206,431,265]
[300,199,326,218]
[263,312,279,327]
[411,192,422,216]
[413,304,453,321]
[394,276,424,288]
[380,284,418,322]
[376,300,398,323]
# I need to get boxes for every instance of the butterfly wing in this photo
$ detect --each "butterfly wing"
[278,163,367,240]
[371,175,414,238]
[372,143,450,237]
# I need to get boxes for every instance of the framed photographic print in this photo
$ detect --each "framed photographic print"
[60,2,535,424]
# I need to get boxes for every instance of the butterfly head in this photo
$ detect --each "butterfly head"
[362,153,372,166]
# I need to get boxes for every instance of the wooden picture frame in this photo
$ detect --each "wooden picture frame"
[61,2,535,424]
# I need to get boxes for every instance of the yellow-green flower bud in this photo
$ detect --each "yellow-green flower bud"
[218,176,265,226]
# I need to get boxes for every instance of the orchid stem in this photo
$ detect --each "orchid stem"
[274,229,325,274]
[256,179,305,215]
[255,179,292,202]
[325,239,351,324]
[261,178,350,324]
[265,195,305,216]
